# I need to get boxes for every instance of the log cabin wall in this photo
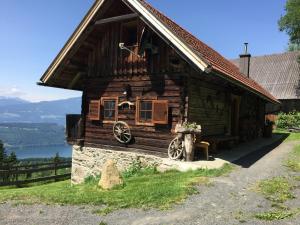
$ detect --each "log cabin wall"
[83,74,186,155]
[81,18,189,155]
[239,94,265,141]
[187,77,231,136]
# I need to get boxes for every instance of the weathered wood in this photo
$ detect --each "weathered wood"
[95,13,138,25]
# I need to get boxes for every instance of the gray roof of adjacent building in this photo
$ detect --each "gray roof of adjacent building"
[231,51,300,100]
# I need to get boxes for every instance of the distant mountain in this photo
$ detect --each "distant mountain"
[0,123,66,148]
[0,97,81,125]
[0,96,29,106]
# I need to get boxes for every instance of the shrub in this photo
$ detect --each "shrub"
[276,111,300,129]
[122,160,157,178]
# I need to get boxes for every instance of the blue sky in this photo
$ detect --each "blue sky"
[0,0,288,102]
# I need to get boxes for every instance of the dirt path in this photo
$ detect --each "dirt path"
[1,140,300,225]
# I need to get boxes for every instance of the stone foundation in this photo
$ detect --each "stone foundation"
[71,145,165,184]
[71,145,229,184]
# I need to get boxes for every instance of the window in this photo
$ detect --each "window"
[136,98,169,125]
[139,100,153,122]
[101,97,118,122]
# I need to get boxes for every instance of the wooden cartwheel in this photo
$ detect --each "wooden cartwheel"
[113,121,132,144]
[168,133,185,160]
[168,124,202,161]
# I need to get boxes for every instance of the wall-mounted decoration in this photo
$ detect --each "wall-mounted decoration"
[118,101,135,110]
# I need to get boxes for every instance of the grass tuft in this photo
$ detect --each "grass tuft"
[92,207,114,215]
[284,144,300,172]
[255,177,295,203]
[255,210,294,221]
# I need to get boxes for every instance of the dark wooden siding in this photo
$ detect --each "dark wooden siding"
[239,94,265,140]
[83,74,186,154]
[187,77,231,136]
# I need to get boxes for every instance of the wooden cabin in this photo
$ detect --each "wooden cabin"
[39,0,279,182]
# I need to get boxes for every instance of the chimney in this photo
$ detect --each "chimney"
[239,43,251,77]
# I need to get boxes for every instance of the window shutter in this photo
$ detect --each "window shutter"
[88,100,100,120]
[152,100,168,124]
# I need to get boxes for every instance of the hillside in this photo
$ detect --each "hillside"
[0,123,66,148]
[0,97,81,125]
[0,97,29,106]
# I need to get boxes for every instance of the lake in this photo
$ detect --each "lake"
[6,145,72,159]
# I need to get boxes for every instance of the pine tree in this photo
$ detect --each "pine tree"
[7,152,18,165]
[0,140,7,166]
[53,152,61,164]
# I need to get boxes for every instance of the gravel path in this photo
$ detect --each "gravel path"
[1,140,300,225]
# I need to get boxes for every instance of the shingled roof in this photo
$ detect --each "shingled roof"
[232,51,300,100]
[40,0,279,104]
[138,0,279,104]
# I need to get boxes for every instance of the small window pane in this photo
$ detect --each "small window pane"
[139,100,153,122]
[146,111,152,120]
[141,101,152,110]
[104,101,115,110]
[103,100,116,120]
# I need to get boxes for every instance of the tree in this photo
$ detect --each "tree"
[279,0,300,49]
[7,152,18,165]
[53,152,61,164]
[0,140,7,166]
[288,43,300,51]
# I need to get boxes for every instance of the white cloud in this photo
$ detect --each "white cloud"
[0,85,81,102]
[0,86,26,99]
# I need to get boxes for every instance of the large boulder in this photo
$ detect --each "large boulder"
[98,159,123,190]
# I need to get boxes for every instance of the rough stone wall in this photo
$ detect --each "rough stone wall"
[71,145,164,184]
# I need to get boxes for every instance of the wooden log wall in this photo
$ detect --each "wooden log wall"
[239,94,265,140]
[83,73,186,154]
[187,77,231,136]
[87,19,187,78]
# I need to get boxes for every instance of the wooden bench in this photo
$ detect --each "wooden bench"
[202,135,239,152]
[195,141,210,160]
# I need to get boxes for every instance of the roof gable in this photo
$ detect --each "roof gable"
[39,0,279,104]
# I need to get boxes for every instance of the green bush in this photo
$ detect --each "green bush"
[276,111,300,129]
[122,160,158,179]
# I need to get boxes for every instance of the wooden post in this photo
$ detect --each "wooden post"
[184,134,194,161]
[54,162,57,182]
[15,167,18,182]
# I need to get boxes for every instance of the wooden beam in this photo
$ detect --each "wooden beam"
[95,13,138,25]
[68,72,85,89]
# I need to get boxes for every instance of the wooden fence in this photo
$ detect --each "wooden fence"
[0,161,71,186]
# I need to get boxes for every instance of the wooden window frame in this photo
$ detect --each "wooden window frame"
[136,97,155,126]
[101,97,118,123]
[136,97,168,126]
[88,100,101,121]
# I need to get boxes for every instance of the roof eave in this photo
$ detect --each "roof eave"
[211,68,280,105]
[40,0,106,84]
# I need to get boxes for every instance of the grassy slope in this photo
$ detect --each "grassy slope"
[0,164,233,210]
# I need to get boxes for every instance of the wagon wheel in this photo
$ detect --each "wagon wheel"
[113,121,132,144]
[168,137,184,160]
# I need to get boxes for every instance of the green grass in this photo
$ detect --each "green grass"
[285,144,300,172]
[273,129,300,142]
[255,177,295,203]
[255,210,295,221]
[0,164,233,211]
